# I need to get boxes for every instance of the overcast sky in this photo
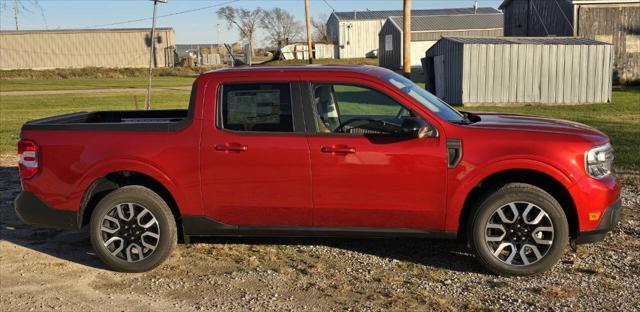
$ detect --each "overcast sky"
[0,0,503,44]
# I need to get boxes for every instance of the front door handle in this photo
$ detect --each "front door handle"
[215,143,248,152]
[321,145,356,154]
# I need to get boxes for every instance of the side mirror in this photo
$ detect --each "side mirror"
[401,118,438,138]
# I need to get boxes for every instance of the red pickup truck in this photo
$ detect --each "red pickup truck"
[15,65,620,275]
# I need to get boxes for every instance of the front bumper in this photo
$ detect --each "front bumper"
[14,191,79,230]
[575,198,622,244]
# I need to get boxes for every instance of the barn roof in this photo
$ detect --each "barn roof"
[333,7,500,21]
[440,36,611,45]
[388,14,503,32]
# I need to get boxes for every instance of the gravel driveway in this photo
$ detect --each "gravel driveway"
[1,154,638,311]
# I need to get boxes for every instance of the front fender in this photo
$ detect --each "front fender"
[445,158,576,232]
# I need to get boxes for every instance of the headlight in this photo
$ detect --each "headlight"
[585,143,614,179]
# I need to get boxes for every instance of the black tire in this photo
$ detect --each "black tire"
[470,183,569,276]
[89,185,177,272]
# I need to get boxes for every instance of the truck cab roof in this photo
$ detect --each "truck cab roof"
[201,64,390,79]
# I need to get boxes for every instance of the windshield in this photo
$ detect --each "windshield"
[382,72,465,123]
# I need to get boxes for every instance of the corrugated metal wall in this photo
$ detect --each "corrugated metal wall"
[378,20,402,69]
[503,0,574,36]
[337,19,385,58]
[326,14,340,46]
[379,24,502,70]
[577,4,640,83]
[425,40,465,104]
[410,41,437,66]
[0,29,175,69]
[426,40,613,105]
[411,28,503,41]
[503,2,639,84]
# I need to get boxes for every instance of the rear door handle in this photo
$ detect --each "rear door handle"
[215,143,248,152]
[321,145,356,154]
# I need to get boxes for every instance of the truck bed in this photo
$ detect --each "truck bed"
[22,109,191,132]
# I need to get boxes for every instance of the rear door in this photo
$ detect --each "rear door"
[303,79,448,230]
[200,80,312,226]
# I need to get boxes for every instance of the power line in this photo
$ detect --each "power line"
[321,0,336,12]
[82,0,239,29]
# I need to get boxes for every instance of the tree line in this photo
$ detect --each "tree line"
[217,6,329,53]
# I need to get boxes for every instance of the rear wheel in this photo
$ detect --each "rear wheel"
[470,183,568,276]
[90,185,177,272]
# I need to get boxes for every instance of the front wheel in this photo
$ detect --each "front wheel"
[470,183,569,276]
[89,185,177,272]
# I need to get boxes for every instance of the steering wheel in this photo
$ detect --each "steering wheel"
[395,107,410,119]
[334,118,380,133]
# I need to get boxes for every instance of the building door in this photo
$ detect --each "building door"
[434,55,446,99]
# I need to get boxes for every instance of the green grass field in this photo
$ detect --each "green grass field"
[0,91,190,154]
[0,76,196,92]
[0,58,378,92]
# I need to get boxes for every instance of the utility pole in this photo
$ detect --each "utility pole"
[403,0,411,77]
[145,0,167,110]
[13,0,19,31]
[304,0,313,64]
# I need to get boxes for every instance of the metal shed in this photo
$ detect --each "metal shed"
[499,0,640,84]
[378,13,503,69]
[326,7,500,59]
[424,37,613,105]
[0,28,176,70]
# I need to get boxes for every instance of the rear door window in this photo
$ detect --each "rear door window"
[219,83,293,132]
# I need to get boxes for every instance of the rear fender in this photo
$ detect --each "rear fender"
[76,158,189,216]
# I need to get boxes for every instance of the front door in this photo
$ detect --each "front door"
[305,81,448,230]
[200,82,312,226]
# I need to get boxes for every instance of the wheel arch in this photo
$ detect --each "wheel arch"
[77,160,186,233]
[451,164,578,242]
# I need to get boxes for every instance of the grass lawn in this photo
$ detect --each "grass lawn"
[0,76,196,92]
[0,58,379,92]
[0,91,190,154]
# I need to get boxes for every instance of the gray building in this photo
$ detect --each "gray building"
[0,28,176,70]
[500,0,640,83]
[425,37,613,105]
[378,13,503,69]
[326,7,500,59]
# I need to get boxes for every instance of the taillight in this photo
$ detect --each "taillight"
[18,140,38,179]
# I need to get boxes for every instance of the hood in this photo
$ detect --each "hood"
[466,113,608,142]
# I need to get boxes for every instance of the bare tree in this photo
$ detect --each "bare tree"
[311,14,330,43]
[2,0,45,30]
[259,8,302,48]
[216,6,262,56]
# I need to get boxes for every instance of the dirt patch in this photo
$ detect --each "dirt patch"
[1,154,639,311]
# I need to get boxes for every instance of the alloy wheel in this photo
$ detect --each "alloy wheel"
[484,201,554,266]
[99,203,160,262]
